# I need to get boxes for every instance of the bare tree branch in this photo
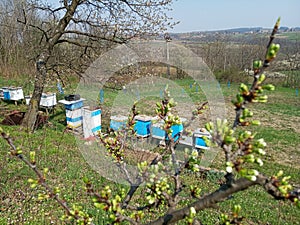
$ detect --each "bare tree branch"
[146,173,298,225]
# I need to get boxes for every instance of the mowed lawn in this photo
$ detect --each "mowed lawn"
[0,77,299,224]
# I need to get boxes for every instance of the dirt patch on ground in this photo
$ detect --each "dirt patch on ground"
[124,146,161,165]
[257,109,300,134]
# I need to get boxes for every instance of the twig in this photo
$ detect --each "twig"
[233,18,280,129]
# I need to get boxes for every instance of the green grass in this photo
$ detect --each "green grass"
[255,126,299,148]
[0,77,299,224]
[278,32,300,41]
[0,125,124,224]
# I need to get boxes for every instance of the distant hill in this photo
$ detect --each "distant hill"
[170,27,265,35]
[169,26,300,36]
[167,26,300,43]
[207,27,266,33]
[218,26,300,33]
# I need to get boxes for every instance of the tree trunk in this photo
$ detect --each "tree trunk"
[21,53,49,132]
[21,0,80,132]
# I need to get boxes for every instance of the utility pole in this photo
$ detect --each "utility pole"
[164,33,172,79]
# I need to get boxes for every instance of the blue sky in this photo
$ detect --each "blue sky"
[168,0,300,32]
[47,0,299,33]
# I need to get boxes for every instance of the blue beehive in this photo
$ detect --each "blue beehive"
[59,98,84,110]
[134,115,152,137]
[151,120,165,140]
[110,115,128,131]
[151,118,184,142]
[193,129,211,150]
[169,123,184,141]
[3,87,10,100]
[64,100,83,110]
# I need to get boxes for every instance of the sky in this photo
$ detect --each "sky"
[46,0,300,33]
[168,0,300,32]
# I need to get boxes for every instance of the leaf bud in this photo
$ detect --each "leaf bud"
[268,49,276,58]
[30,183,38,188]
[255,138,267,148]
[239,83,249,94]
[82,177,90,184]
[258,95,268,103]
[205,122,213,132]
[262,84,275,91]
[189,207,196,217]
[244,154,255,163]
[224,136,236,145]
[28,178,35,183]
[270,43,280,52]
[249,175,257,181]
[251,120,261,126]
[256,148,266,155]
[253,60,262,69]
[30,151,36,163]
[17,149,22,155]
[236,94,244,103]
[255,158,264,166]
[226,166,233,173]
[258,74,266,83]
[233,204,242,215]
[277,170,284,177]
[38,194,44,200]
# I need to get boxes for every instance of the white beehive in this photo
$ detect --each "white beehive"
[25,96,31,105]
[0,88,4,99]
[82,107,101,139]
[65,108,83,129]
[40,93,57,107]
[58,98,85,129]
[8,87,24,101]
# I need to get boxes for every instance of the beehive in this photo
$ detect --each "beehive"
[134,115,153,137]
[110,115,128,131]
[151,117,185,142]
[59,98,85,129]
[82,107,101,138]
[193,128,211,150]
[40,93,57,107]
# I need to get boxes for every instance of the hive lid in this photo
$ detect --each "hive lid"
[58,98,85,104]
[135,115,153,121]
[110,115,128,121]
[194,128,210,136]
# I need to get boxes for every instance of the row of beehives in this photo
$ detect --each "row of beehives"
[0,86,57,108]
[58,98,211,150]
[0,88,210,149]
[110,115,211,150]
